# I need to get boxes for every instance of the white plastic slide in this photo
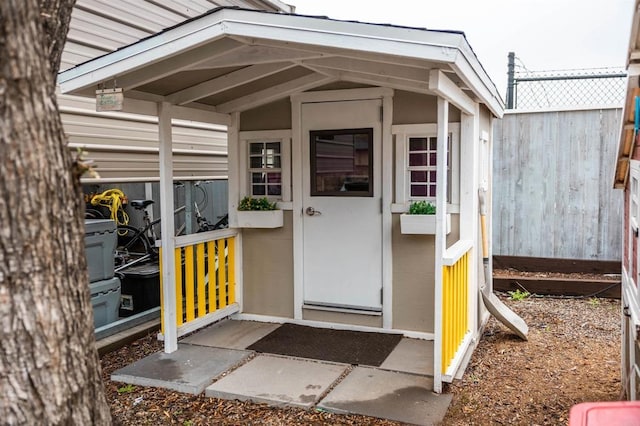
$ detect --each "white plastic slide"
[478,189,528,340]
[480,282,529,340]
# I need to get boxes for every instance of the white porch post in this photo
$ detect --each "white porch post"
[227,112,243,311]
[159,101,178,353]
[433,96,449,393]
[459,105,480,338]
[382,93,394,329]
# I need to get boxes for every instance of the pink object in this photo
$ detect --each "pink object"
[569,401,640,426]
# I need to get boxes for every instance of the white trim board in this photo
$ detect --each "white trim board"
[232,313,435,341]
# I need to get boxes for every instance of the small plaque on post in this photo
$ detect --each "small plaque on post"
[96,88,123,111]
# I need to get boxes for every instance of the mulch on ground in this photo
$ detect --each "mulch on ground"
[102,295,621,425]
[247,323,403,366]
[443,295,621,425]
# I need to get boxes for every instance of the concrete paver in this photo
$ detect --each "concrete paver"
[380,338,434,376]
[205,354,349,408]
[182,319,280,349]
[111,344,250,394]
[107,321,453,423]
[318,366,452,426]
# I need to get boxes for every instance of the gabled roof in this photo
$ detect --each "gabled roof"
[58,7,504,119]
[615,0,640,188]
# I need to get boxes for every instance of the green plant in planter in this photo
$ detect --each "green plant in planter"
[238,196,277,211]
[408,200,436,215]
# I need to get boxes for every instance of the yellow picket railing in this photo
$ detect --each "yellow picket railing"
[159,229,237,335]
[441,249,470,373]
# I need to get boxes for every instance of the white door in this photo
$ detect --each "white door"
[301,99,382,311]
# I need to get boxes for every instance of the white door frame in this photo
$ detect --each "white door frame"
[291,88,394,327]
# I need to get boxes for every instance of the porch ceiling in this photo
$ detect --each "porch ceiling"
[58,7,504,119]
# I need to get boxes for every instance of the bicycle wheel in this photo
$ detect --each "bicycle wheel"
[116,225,154,266]
[213,213,229,230]
[85,208,105,219]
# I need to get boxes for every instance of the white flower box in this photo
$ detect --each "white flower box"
[400,213,451,235]
[236,210,283,228]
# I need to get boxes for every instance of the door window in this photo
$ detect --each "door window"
[309,128,373,197]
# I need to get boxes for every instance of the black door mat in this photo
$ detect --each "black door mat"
[246,323,403,367]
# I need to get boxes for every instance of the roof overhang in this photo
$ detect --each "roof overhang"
[615,0,640,189]
[58,7,504,121]
[260,0,294,13]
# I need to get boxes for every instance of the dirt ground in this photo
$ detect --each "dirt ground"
[101,295,621,425]
[443,295,621,425]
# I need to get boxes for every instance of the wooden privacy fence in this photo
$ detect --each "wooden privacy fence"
[441,240,472,375]
[160,229,238,337]
[493,108,622,261]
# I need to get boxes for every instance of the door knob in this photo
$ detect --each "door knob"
[305,206,321,216]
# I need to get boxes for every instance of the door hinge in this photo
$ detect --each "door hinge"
[380,287,383,303]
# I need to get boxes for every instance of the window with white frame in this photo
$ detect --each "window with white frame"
[249,141,282,197]
[407,135,451,200]
[392,123,460,209]
[239,130,292,203]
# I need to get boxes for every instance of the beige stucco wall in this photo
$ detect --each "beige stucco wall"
[240,99,292,131]
[393,90,461,124]
[391,213,461,333]
[241,211,294,317]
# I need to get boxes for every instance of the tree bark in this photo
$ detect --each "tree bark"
[0,1,111,424]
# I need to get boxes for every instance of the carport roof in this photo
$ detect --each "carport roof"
[58,7,504,119]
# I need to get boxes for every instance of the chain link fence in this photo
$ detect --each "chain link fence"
[506,54,626,110]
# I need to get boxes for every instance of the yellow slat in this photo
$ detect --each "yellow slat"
[462,259,466,334]
[455,260,461,341]
[185,245,195,322]
[217,239,226,309]
[228,237,236,304]
[207,240,216,314]
[175,247,183,326]
[159,248,164,334]
[197,242,206,317]
[442,266,450,371]
[442,251,473,373]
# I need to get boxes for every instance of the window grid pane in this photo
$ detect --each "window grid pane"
[407,135,451,201]
[249,141,282,198]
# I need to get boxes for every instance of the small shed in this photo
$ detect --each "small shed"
[615,0,640,401]
[59,7,503,393]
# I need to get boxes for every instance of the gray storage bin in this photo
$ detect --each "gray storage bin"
[90,276,121,328]
[85,219,116,282]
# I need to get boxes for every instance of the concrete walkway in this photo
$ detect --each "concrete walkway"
[111,319,451,425]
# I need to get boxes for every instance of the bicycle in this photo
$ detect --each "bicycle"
[115,199,228,272]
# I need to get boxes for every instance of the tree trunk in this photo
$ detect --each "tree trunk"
[0,1,111,424]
